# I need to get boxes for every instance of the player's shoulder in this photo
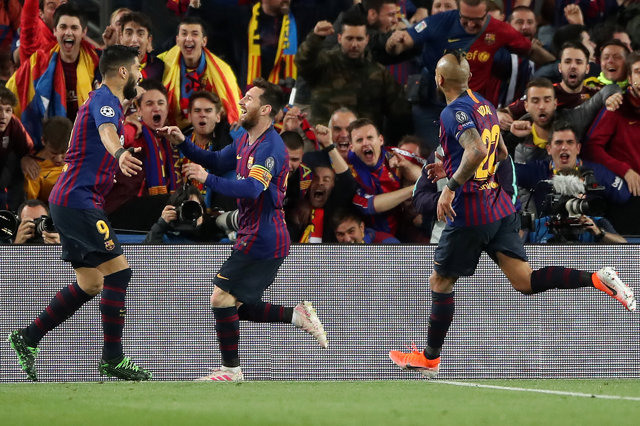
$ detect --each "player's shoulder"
[90,85,121,116]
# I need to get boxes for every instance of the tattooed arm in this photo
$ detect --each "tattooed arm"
[437,128,487,222]
[450,128,488,186]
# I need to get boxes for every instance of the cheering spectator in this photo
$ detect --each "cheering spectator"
[583,52,640,234]
[7,3,100,148]
[158,16,241,130]
[0,87,34,211]
[296,10,411,142]
[332,207,400,244]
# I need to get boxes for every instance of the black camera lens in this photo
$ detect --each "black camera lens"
[34,215,56,235]
[178,200,203,222]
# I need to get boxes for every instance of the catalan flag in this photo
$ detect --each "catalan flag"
[158,45,242,129]
[6,41,99,148]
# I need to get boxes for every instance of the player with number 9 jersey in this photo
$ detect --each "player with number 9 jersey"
[439,89,516,227]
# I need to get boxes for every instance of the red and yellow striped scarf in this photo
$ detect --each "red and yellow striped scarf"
[246,1,297,87]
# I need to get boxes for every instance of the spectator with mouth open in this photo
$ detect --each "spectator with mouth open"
[104,79,179,230]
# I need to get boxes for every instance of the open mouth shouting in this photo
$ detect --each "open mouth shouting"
[183,42,196,56]
[152,114,163,126]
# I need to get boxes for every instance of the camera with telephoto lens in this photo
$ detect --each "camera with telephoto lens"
[539,168,606,242]
[171,199,203,232]
[33,215,56,236]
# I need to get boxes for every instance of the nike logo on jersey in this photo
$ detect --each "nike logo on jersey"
[236,155,242,159]
[216,273,229,280]
[448,38,461,43]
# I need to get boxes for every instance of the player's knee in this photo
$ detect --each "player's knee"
[429,271,455,293]
[210,287,235,308]
[509,277,533,295]
[79,280,103,296]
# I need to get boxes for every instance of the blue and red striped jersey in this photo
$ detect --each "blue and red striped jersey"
[440,89,516,227]
[49,85,124,209]
[234,127,290,258]
[179,125,290,259]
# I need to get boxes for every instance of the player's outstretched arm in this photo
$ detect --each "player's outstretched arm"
[98,123,142,177]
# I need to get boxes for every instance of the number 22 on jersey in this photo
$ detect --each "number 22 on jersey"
[474,124,500,181]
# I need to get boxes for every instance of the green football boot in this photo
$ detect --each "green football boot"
[7,329,40,381]
[99,356,152,381]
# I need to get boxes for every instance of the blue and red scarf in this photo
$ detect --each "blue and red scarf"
[141,125,178,195]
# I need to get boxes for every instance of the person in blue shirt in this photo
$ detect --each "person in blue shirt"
[8,45,151,381]
[158,77,328,381]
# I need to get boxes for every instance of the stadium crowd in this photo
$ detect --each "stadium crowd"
[2,0,640,245]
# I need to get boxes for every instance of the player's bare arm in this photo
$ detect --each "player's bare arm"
[98,122,142,177]
[437,129,487,222]
[452,128,487,184]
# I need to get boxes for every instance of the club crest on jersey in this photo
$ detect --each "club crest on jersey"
[105,239,115,251]
[265,157,275,172]
[100,106,115,117]
[484,33,495,45]
[414,21,427,33]
[455,111,469,123]
[248,156,254,167]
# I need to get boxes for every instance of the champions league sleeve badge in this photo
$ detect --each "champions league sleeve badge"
[100,106,116,117]
[265,157,275,172]
[455,111,469,123]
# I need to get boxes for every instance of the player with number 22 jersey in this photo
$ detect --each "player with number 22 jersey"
[439,89,516,227]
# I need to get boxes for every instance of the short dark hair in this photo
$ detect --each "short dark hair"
[331,207,364,231]
[168,184,205,209]
[178,16,207,38]
[341,8,368,31]
[42,116,72,152]
[559,41,590,62]
[508,6,534,22]
[99,44,139,76]
[119,11,153,36]
[17,199,49,220]
[281,131,304,151]
[251,78,285,119]
[549,120,577,141]
[0,86,17,107]
[525,77,555,99]
[599,38,631,55]
[552,24,587,55]
[626,52,640,78]
[347,117,378,137]
[53,2,87,29]
[139,79,167,98]
[362,0,397,12]
[188,91,222,113]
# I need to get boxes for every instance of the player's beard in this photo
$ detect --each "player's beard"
[240,108,259,131]
[123,75,138,101]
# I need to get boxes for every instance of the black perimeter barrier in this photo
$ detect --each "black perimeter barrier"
[1,244,639,381]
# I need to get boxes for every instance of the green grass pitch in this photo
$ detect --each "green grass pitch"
[1,380,640,425]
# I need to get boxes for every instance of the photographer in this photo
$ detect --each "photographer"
[143,184,222,244]
[13,199,59,245]
[515,121,628,243]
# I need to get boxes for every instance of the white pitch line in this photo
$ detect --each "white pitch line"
[433,380,640,401]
